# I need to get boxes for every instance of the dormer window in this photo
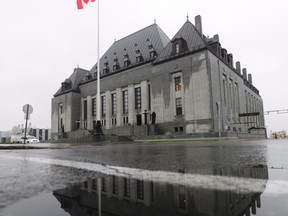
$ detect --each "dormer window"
[103,57,110,74]
[148,44,157,58]
[61,79,72,91]
[135,49,144,63]
[124,53,131,67]
[94,66,98,78]
[113,57,120,71]
[171,38,188,55]
[85,72,92,81]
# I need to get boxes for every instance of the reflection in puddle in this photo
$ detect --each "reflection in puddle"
[54,165,268,216]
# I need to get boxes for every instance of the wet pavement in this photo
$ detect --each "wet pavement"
[0,139,287,215]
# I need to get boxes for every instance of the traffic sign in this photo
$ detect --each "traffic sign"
[22,104,33,114]
[238,112,260,117]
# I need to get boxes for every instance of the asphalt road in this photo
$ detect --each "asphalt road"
[0,139,287,216]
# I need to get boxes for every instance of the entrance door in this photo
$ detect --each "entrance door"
[136,114,142,125]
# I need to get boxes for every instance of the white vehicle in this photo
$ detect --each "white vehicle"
[17,136,39,144]
[11,135,23,143]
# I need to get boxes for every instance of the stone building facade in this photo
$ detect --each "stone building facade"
[51,15,265,140]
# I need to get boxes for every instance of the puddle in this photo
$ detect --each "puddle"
[2,164,269,216]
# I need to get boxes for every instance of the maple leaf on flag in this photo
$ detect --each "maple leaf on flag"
[77,0,96,10]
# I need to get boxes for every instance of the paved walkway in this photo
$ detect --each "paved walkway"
[0,143,73,149]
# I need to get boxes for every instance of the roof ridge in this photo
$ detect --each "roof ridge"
[114,23,159,44]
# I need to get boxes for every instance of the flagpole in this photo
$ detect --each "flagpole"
[96,0,103,135]
[97,0,100,120]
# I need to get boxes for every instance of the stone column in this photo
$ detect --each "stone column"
[144,181,152,207]
[141,80,149,123]
[130,178,137,203]
[107,175,113,198]
[128,84,135,125]
[118,177,124,200]
[87,95,92,130]
[116,88,123,126]
[81,98,84,129]
[105,90,111,129]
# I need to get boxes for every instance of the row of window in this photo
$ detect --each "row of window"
[245,90,264,127]
[85,87,143,120]
[83,176,187,210]
[101,47,157,74]
[82,78,182,122]
[174,76,183,116]
[83,177,145,200]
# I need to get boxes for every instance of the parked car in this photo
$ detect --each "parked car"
[11,134,23,143]
[17,136,39,144]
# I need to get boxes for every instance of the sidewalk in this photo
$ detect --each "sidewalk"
[0,143,73,150]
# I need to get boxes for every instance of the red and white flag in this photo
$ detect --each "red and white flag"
[77,0,96,9]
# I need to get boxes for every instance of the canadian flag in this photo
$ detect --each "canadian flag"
[77,0,96,10]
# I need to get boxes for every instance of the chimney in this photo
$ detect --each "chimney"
[248,73,253,84]
[228,53,233,67]
[242,68,247,80]
[195,15,203,35]
[213,34,220,43]
[221,48,227,62]
[236,61,241,74]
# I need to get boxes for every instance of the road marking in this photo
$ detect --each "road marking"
[0,154,286,194]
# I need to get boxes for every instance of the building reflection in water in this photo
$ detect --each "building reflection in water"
[54,165,268,216]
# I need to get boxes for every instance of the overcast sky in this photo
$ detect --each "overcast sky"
[0,0,287,136]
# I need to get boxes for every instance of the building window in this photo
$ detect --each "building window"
[101,119,106,126]
[103,57,110,74]
[112,118,117,126]
[84,100,88,120]
[135,87,141,109]
[136,49,144,63]
[83,181,88,190]
[123,116,129,125]
[171,38,188,55]
[101,96,106,117]
[102,177,107,192]
[92,98,96,116]
[176,43,180,54]
[150,51,156,58]
[176,98,182,116]
[137,180,144,200]
[223,75,227,105]
[148,44,157,58]
[124,178,131,197]
[123,90,128,114]
[124,60,131,67]
[113,64,119,71]
[136,56,144,63]
[113,57,120,71]
[59,103,63,114]
[92,179,97,191]
[111,93,116,116]
[175,77,181,91]
[103,68,110,74]
[112,176,118,195]
[179,193,187,209]
[124,53,131,67]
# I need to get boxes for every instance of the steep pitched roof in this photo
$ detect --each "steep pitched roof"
[54,67,89,96]
[154,20,208,63]
[89,23,170,75]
